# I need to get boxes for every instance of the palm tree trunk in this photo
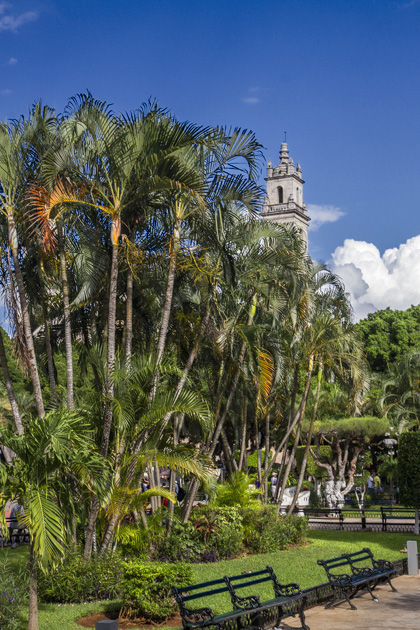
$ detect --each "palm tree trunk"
[58,225,73,410]
[38,260,57,406]
[156,305,210,442]
[182,295,257,522]
[7,212,44,418]
[28,540,39,630]
[0,330,24,434]
[221,428,237,475]
[84,497,99,559]
[255,415,262,489]
[263,414,270,502]
[151,216,181,398]
[85,231,119,558]
[125,268,133,363]
[277,360,313,510]
[238,400,248,471]
[102,230,119,458]
[287,359,321,515]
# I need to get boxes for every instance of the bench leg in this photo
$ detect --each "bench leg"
[387,576,398,592]
[325,590,357,611]
[298,599,310,630]
[366,582,379,602]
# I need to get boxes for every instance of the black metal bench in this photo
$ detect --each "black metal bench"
[304,508,344,529]
[345,547,398,593]
[225,566,309,630]
[172,566,309,630]
[173,576,255,630]
[380,507,415,531]
[317,547,397,610]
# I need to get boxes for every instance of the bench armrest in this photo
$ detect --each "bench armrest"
[330,573,353,587]
[373,559,394,571]
[230,593,261,610]
[274,582,302,597]
[179,606,215,626]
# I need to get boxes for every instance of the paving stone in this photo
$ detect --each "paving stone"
[285,575,420,630]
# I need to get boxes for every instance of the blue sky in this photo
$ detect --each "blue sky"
[1,0,420,317]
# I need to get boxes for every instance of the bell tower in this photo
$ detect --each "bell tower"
[262,143,310,247]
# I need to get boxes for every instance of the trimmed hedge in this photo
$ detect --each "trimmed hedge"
[398,431,420,509]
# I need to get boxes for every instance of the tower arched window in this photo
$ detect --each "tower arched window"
[278,186,283,204]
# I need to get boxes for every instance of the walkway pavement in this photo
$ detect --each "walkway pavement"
[285,574,420,630]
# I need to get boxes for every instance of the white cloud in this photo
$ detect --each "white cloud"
[331,235,420,321]
[307,204,345,231]
[0,88,12,95]
[242,96,260,105]
[0,3,38,32]
[7,56,17,64]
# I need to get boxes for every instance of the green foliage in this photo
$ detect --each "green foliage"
[0,553,27,630]
[398,432,420,509]
[120,560,192,621]
[315,416,390,440]
[295,445,331,479]
[378,454,398,483]
[357,305,420,372]
[212,471,261,507]
[247,449,271,469]
[38,553,123,603]
[155,520,205,562]
[192,506,244,559]
[240,506,308,553]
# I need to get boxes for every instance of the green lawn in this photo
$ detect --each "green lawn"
[2,530,416,630]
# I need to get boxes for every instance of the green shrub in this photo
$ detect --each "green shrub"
[241,506,307,553]
[38,553,122,603]
[155,520,205,562]
[192,506,243,559]
[0,553,27,630]
[212,472,261,507]
[115,522,150,557]
[398,432,420,509]
[120,560,192,621]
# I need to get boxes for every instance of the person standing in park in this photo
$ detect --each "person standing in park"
[271,472,278,501]
[374,472,382,491]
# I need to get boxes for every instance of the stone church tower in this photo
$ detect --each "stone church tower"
[262,143,310,247]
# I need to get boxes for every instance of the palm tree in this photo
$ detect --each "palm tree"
[0,115,50,418]
[0,410,104,630]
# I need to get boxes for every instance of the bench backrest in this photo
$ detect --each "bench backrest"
[172,577,231,627]
[225,566,278,606]
[344,547,374,568]
[317,555,350,581]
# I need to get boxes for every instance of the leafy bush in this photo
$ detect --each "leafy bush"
[212,472,260,507]
[38,553,122,603]
[0,553,27,630]
[241,506,307,553]
[192,506,243,559]
[114,522,150,557]
[120,560,192,621]
[155,520,205,562]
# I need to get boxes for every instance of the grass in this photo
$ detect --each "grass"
[2,529,417,630]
